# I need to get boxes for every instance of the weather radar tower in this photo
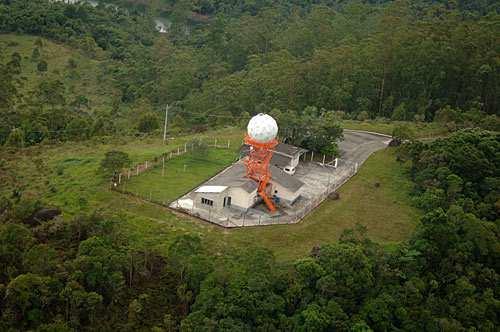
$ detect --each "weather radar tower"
[244,113,279,212]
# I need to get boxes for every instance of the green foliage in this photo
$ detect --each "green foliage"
[0,129,498,330]
[30,47,40,61]
[391,124,414,142]
[2,0,498,148]
[187,137,209,157]
[137,114,160,133]
[0,1,498,330]
[391,102,407,121]
[99,150,131,177]
[402,129,499,220]
[278,108,343,154]
[37,59,48,73]
[5,128,25,148]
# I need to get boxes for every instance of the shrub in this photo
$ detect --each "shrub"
[5,128,25,148]
[137,114,159,133]
[37,59,48,73]
[99,150,131,177]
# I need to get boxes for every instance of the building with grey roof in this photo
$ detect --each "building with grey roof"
[192,158,305,213]
[240,142,307,175]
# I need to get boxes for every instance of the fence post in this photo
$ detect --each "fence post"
[215,138,217,148]
[227,140,230,149]
[184,143,187,153]
[118,173,122,184]
[136,165,139,176]
[162,157,165,177]
[177,147,180,155]
[145,161,148,169]
[311,151,314,162]
[128,169,131,179]
[322,155,325,166]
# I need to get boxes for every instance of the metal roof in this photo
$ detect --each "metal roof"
[269,165,304,192]
[240,143,307,168]
[273,142,307,156]
[195,185,228,193]
[204,163,258,193]
[204,161,304,193]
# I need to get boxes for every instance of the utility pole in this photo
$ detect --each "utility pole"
[163,104,169,144]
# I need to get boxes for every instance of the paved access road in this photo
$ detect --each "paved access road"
[339,130,392,167]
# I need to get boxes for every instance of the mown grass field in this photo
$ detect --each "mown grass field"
[122,148,238,204]
[1,125,421,261]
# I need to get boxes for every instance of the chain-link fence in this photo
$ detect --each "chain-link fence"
[170,161,358,228]
[111,138,234,190]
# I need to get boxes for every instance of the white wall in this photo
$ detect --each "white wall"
[228,187,258,210]
[194,192,224,211]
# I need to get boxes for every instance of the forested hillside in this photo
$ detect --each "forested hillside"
[1,0,499,147]
[0,130,498,331]
[0,1,499,330]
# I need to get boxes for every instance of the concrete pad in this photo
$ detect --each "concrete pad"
[170,130,390,227]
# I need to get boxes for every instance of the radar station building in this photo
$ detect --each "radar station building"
[193,160,305,213]
[185,113,309,219]
[241,142,307,175]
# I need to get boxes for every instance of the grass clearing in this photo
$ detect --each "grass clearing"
[2,128,419,262]
[122,148,238,203]
[216,148,420,260]
[111,147,419,261]
[342,120,447,138]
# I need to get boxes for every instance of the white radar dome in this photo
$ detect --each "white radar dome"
[247,113,278,143]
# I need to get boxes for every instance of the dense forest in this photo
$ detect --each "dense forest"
[0,129,498,331]
[1,0,499,147]
[0,0,499,330]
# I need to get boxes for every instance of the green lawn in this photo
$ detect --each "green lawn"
[111,147,419,261]
[122,148,238,204]
[342,120,448,138]
[2,128,419,261]
[215,148,420,260]
[0,128,244,214]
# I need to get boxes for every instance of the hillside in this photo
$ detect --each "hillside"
[0,34,117,112]
[0,0,498,331]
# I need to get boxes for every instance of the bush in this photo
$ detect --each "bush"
[99,150,131,177]
[188,138,209,158]
[37,59,48,73]
[137,114,159,133]
[391,102,408,120]
[356,111,370,121]
[5,128,25,148]
[391,125,415,143]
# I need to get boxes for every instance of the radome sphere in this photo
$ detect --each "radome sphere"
[247,113,278,143]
